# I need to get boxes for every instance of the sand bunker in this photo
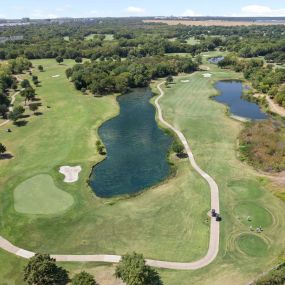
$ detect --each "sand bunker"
[181,80,190,83]
[59,166,82,183]
[203,73,212,78]
[52,75,60,78]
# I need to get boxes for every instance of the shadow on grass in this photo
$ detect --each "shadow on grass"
[0,153,13,160]
[14,120,28,127]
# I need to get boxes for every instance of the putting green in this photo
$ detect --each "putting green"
[14,174,74,215]
[237,234,268,257]
[228,179,264,199]
[234,202,272,228]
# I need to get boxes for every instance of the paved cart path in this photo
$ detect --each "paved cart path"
[0,81,220,270]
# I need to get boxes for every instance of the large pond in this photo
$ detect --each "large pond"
[214,81,267,120]
[90,88,172,198]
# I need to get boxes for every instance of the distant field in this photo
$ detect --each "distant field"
[144,19,285,26]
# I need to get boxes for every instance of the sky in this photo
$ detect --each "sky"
[0,0,285,19]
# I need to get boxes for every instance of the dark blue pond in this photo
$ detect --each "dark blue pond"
[214,81,267,120]
[90,88,172,198]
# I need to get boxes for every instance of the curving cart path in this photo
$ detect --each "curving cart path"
[0,81,220,270]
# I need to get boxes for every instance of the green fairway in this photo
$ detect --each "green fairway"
[237,234,269,257]
[84,34,114,41]
[14,174,74,214]
[234,202,272,228]
[151,66,285,285]
[0,57,285,285]
[0,59,210,283]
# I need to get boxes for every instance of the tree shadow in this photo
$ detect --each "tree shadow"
[34,112,43,116]
[14,120,28,127]
[20,114,30,119]
[0,153,13,160]
[176,153,188,159]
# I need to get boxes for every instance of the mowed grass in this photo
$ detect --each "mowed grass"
[14,174,74,215]
[151,68,285,285]
[0,59,211,284]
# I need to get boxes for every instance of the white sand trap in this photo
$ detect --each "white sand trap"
[52,75,60,78]
[59,166,82,183]
[203,73,212,78]
[181,80,190,83]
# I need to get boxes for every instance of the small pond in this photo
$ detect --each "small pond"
[214,80,267,120]
[89,88,172,198]
[208,56,224,64]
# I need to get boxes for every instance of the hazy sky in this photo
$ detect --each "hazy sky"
[1,0,285,19]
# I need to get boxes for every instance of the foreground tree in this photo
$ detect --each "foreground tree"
[23,253,69,285]
[38,65,44,72]
[0,143,6,156]
[115,252,163,285]
[71,271,98,285]
[20,79,31,89]
[166,75,173,84]
[21,86,35,105]
[8,105,25,123]
[56,56,64,64]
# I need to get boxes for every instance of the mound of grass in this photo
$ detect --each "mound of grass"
[14,174,74,214]
[237,234,268,257]
[239,120,285,172]
[234,202,272,228]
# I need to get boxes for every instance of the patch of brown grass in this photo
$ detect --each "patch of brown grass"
[239,120,285,172]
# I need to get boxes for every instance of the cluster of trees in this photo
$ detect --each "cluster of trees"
[218,55,285,106]
[0,57,32,119]
[67,56,198,95]
[23,252,162,285]
[254,263,285,285]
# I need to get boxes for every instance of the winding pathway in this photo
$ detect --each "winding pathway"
[0,82,220,270]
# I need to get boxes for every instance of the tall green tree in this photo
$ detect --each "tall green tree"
[115,252,163,285]
[0,143,6,156]
[23,253,69,285]
[8,105,25,123]
[71,271,98,285]
[56,56,64,64]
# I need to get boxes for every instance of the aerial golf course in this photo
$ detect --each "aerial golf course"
[0,57,285,285]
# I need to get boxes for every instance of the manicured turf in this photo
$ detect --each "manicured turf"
[237,234,268,257]
[0,58,209,283]
[0,56,285,285]
[14,174,74,214]
[151,61,285,285]
[234,202,272,228]
[84,34,114,41]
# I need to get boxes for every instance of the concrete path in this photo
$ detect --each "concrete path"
[0,82,220,270]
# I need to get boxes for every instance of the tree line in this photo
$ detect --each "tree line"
[23,252,163,285]
[66,56,198,95]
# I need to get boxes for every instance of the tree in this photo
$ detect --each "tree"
[29,103,39,114]
[172,140,184,155]
[0,104,8,118]
[56,56,64,64]
[166,75,173,84]
[8,105,25,122]
[38,65,44,72]
[75,57,83,63]
[115,252,163,285]
[23,253,69,285]
[195,55,203,65]
[21,86,35,105]
[71,271,98,285]
[21,79,31,89]
[32,75,39,86]
[0,143,6,156]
